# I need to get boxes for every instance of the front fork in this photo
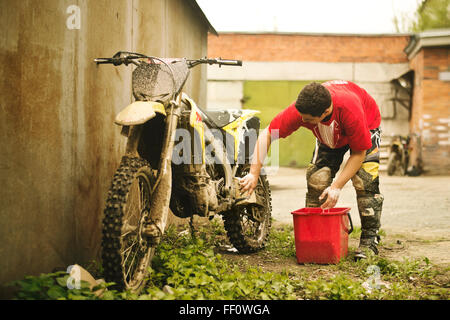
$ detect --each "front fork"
[126,100,181,245]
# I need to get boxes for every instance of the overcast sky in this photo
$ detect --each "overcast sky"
[196,0,422,34]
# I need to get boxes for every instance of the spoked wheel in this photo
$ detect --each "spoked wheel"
[223,165,272,253]
[101,156,156,292]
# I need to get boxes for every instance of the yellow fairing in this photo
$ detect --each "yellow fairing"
[114,101,166,126]
[222,110,260,161]
[182,93,260,163]
[183,94,206,163]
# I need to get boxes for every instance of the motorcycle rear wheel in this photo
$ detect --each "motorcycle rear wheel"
[101,156,156,292]
[223,166,272,253]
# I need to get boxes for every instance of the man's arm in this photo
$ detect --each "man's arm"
[320,149,366,209]
[239,127,272,195]
[240,104,303,195]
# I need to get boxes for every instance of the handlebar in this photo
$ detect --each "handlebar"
[94,52,243,69]
[94,51,150,66]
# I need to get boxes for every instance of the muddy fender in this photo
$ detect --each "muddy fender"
[115,101,166,126]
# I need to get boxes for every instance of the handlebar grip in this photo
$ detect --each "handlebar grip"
[94,58,123,66]
[94,58,112,64]
[217,59,242,66]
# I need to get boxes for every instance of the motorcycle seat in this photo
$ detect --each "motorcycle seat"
[203,109,244,128]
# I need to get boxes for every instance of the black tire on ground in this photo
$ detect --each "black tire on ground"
[223,166,272,253]
[101,156,156,292]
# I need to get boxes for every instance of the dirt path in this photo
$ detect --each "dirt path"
[266,167,450,265]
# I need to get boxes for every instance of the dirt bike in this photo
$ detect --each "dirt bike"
[387,135,409,176]
[387,134,422,177]
[94,51,272,292]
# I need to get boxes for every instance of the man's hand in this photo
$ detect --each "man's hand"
[319,186,341,209]
[318,149,365,210]
[239,173,259,196]
[239,128,272,197]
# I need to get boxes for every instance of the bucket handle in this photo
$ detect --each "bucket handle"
[347,212,354,234]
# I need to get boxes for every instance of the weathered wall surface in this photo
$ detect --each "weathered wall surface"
[0,0,208,295]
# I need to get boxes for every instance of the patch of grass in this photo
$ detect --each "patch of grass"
[297,274,370,300]
[296,245,450,300]
[144,230,295,300]
[9,272,119,300]
[10,221,449,300]
[10,223,295,300]
[263,225,296,259]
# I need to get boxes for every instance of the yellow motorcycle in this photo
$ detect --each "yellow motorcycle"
[94,52,271,292]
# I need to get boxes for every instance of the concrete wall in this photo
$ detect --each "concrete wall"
[0,0,208,294]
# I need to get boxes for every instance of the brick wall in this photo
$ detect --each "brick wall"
[410,47,450,175]
[208,33,410,63]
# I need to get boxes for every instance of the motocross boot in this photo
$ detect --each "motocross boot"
[355,233,381,260]
[351,163,384,260]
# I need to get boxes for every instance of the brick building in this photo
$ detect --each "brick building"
[405,29,450,175]
[206,31,450,174]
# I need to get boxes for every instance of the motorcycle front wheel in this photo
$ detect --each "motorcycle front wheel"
[223,165,272,253]
[101,156,156,292]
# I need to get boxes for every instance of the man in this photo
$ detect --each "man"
[240,81,383,260]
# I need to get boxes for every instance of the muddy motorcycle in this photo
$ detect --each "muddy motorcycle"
[387,134,422,177]
[387,135,409,176]
[387,135,410,176]
[94,52,272,291]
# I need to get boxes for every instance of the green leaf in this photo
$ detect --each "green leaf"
[260,292,270,300]
[47,286,67,299]
[56,275,69,287]
[67,293,88,300]
[101,291,116,300]
[220,282,235,292]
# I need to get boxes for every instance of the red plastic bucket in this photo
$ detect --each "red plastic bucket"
[291,207,353,264]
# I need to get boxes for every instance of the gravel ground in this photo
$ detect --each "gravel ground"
[267,166,450,264]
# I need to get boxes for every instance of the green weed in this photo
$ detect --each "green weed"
[263,225,296,259]
[143,229,295,300]
[10,225,295,300]
[9,223,449,300]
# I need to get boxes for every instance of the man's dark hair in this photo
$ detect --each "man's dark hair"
[295,82,331,117]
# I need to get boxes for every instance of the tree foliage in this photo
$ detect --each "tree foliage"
[411,0,450,31]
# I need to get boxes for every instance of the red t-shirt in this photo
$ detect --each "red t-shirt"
[268,80,381,151]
